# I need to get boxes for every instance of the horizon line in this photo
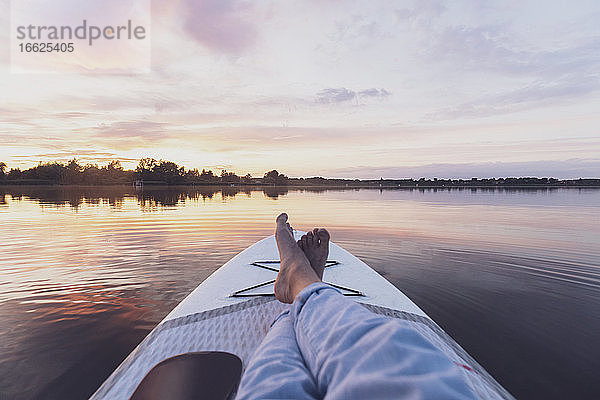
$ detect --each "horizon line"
[1,158,599,181]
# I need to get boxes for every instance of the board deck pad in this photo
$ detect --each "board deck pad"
[90,234,514,400]
[130,352,242,400]
[231,260,363,297]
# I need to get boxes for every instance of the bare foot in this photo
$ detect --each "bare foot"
[274,213,321,303]
[298,228,330,280]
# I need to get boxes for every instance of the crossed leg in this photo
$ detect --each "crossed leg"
[238,214,476,400]
[236,309,319,399]
[236,214,329,399]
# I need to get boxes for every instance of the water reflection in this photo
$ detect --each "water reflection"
[0,186,599,399]
[0,185,281,208]
[1,287,154,400]
[2,185,595,210]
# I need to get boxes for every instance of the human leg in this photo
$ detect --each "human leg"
[236,214,320,399]
[290,284,477,399]
[235,310,319,400]
[273,214,476,399]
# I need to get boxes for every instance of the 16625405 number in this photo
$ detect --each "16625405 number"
[19,42,74,52]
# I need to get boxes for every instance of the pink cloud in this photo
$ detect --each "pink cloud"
[181,0,257,53]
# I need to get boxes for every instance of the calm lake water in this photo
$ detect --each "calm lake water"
[1,185,599,399]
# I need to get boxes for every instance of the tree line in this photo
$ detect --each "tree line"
[0,159,289,185]
[0,159,598,187]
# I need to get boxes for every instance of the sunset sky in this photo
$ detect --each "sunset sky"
[1,0,599,178]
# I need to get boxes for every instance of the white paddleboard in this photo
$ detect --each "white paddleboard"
[91,233,513,399]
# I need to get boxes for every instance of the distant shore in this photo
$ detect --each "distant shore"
[1,182,599,189]
[1,159,598,188]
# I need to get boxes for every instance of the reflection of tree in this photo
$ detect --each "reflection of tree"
[220,186,239,199]
[0,186,127,209]
[0,186,296,209]
[263,187,289,199]
[0,185,582,210]
[137,189,183,208]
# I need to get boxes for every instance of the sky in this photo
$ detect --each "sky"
[1,0,599,179]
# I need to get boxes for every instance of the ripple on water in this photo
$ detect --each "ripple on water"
[0,186,599,399]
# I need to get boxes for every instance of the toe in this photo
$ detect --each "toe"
[307,231,314,245]
[275,213,296,246]
[317,228,330,243]
[301,234,308,248]
[276,213,288,226]
[297,238,303,250]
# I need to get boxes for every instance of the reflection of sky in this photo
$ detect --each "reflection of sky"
[1,188,599,303]
[1,188,599,398]
[1,1,600,177]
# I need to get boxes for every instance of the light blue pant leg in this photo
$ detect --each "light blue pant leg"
[290,283,477,400]
[236,310,319,400]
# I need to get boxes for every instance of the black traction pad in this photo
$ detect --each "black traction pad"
[130,351,242,400]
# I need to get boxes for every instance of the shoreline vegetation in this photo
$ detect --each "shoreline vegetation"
[0,158,598,188]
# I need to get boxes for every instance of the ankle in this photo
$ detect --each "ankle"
[289,267,320,298]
